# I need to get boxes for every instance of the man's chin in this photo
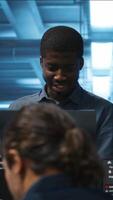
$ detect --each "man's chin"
[51,89,69,101]
[47,85,70,101]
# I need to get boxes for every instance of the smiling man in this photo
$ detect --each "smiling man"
[41,51,82,102]
[9,26,113,159]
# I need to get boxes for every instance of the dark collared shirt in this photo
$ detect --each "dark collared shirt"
[23,174,113,200]
[9,84,113,159]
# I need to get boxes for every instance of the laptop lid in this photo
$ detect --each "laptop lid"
[0,111,17,141]
[66,110,96,135]
[0,110,96,150]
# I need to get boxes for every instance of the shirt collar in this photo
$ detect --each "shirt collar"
[38,86,59,104]
[68,83,83,104]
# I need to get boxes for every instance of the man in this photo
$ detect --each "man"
[9,26,113,159]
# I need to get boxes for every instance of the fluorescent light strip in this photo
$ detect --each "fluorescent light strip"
[16,78,43,88]
[0,103,10,109]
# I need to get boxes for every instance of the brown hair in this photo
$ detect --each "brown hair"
[3,103,104,187]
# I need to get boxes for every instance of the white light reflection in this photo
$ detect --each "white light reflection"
[90,1,113,28]
[91,43,113,69]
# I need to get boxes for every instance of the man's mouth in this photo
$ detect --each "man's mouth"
[52,83,65,92]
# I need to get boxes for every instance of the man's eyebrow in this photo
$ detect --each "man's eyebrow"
[62,64,75,67]
[46,62,58,66]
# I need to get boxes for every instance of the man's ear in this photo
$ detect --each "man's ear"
[79,57,84,70]
[40,56,43,65]
[7,149,23,174]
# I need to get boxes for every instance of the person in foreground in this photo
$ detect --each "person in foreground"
[9,26,113,159]
[2,104,112,200]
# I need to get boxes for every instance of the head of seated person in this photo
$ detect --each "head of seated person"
[2,103,104,200]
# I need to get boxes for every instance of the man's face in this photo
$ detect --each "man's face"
[40,51,83,101]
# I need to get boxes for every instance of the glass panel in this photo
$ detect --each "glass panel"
[91,43,113,69]
[90,1,113,28]
[92,76,110,100]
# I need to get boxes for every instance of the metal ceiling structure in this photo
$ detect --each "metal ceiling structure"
[0,0,113,108]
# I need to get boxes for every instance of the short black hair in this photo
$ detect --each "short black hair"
[40,26,84,57]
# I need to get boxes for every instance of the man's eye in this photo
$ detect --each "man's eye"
[63,65,75,72]
[47,65,58,71]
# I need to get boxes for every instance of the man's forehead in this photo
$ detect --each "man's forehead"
[45,51,77,58]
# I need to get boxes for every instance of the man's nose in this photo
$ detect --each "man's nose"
[54,68,66,80]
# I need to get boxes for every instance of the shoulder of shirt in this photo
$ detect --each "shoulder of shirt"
[9,91,41,110]
[82,87,113,107]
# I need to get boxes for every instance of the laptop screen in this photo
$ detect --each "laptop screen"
[66,109,96,135]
